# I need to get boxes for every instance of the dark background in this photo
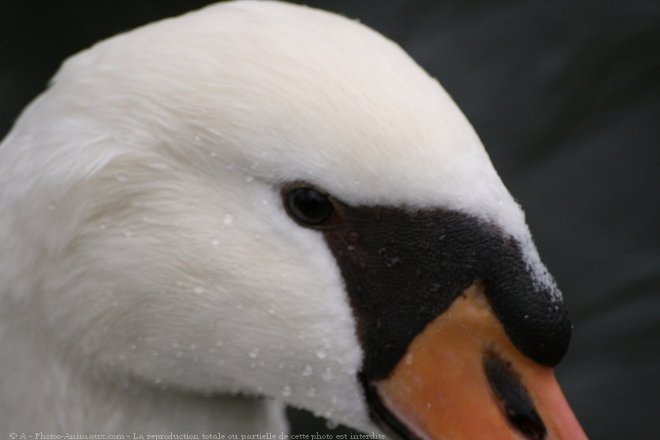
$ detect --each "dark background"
[2,1,659,438]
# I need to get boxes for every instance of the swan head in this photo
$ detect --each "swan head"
[1,0,586,438]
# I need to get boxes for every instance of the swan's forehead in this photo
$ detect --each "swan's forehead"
[201,3,526,241]
[58,1,521,233]
[209,2,510,210]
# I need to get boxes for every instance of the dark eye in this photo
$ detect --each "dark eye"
[286,187,334,226]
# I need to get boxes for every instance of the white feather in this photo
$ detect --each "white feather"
[0,0,556,433]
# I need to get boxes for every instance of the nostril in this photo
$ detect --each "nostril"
[483,351,547,440]
[506,410,546,440]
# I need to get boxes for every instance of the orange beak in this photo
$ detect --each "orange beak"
[366,283,588,440]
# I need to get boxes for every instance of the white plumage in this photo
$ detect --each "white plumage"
[0,0,555,433]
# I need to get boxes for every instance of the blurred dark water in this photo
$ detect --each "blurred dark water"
[2,1,659,438]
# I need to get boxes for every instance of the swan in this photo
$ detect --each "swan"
[0,1,587,438]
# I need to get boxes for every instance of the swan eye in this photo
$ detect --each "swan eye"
[286,187,334,226]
